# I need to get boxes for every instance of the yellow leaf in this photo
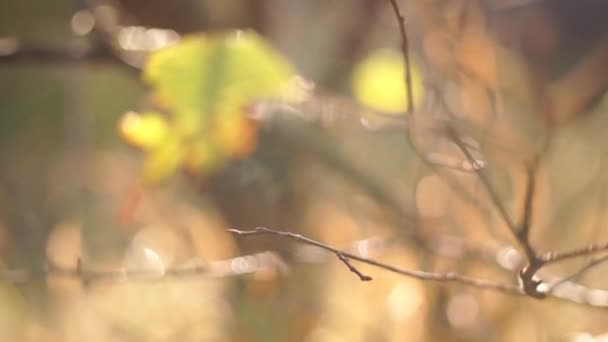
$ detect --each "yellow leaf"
[142,137,184,184]
[119,111,169,150]
[213,110,259,159]
[351,49,423,114]
[183,139,223,175]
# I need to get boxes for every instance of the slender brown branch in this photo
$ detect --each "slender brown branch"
[384,0,550,299]
[547,255,608,294]
[384,0,491,218]
[386,1,524,239]
[447,121,551,298]
[517,159,542,261]
[446,126,517,233]
[6,227,608,307]
[229,227,523,295]
[0,252,285,284]
[229,228,608,308]
[387,0,414,114]
[336,252,373,281]
[542,242,608,265]
[519,166,535,240]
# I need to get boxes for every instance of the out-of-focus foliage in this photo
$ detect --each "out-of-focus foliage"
[120,30,294,183]
[119,111,169,151]
[350,49,423,113]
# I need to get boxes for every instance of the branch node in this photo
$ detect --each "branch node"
[336,252,373,281]
[519,263,547,299]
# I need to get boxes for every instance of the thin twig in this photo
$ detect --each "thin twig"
[229,227,608,308]
[547,254,608,294]
[384,0,546,298]
[336,252,373,281]
[443,71,549,298]
[229,227,523,295]
[5,227,608,308]
[519,166,535,242]
[386,0,548,298]
[384,0,490,215]
[542,242,608,264]
[387,0,414,114]
[446,126,517,233]
[385,0,534,295]
[0,252,285,284]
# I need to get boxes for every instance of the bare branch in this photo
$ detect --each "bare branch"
[446,126,518,233]
[387,0,415,114]
[383,0,494,221]
[229,228,608,308]
[229,227,523,295]
[518,165,535,241]
[386,0,520,233]
[383,0,553,299]
[5,227,608,307]
[542,242,608,265]
[336,252,373,281]
[0,252,286,284]
[547,255,608,294]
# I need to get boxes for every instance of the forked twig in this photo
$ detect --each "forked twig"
[548,254,608,294]
[229,227,608,308]
[386,1,608,299]
[336,252,373,281]
[229,227,523,295]
[385,0,551,297]
[542,243,608,265]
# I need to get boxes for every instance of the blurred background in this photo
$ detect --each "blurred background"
[1,0,608,341]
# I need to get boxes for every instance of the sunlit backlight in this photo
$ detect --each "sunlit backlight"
[461,157,485,171]
[124,226,181,279]
[94,5,118,27]
[121,110,142,129]
[230,256,257,274]
[586,289,608,306]
[234,29,243,41]
[209,252,287,277]
[118,26,180,51]
[496,246,523,270]
[143,248,166,275]
[355,239,370,257]
[46,222,82,269]
[71,10,95,36]
[386,281,425,322]
[570,332,596,342]
[446,293,479,328]
[123,246,166,279]
[552,282,587,303]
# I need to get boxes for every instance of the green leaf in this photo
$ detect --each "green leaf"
[351,49,424,114]
[144,30,294,133]
[142,136,184,184]
[126,30,295,183]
